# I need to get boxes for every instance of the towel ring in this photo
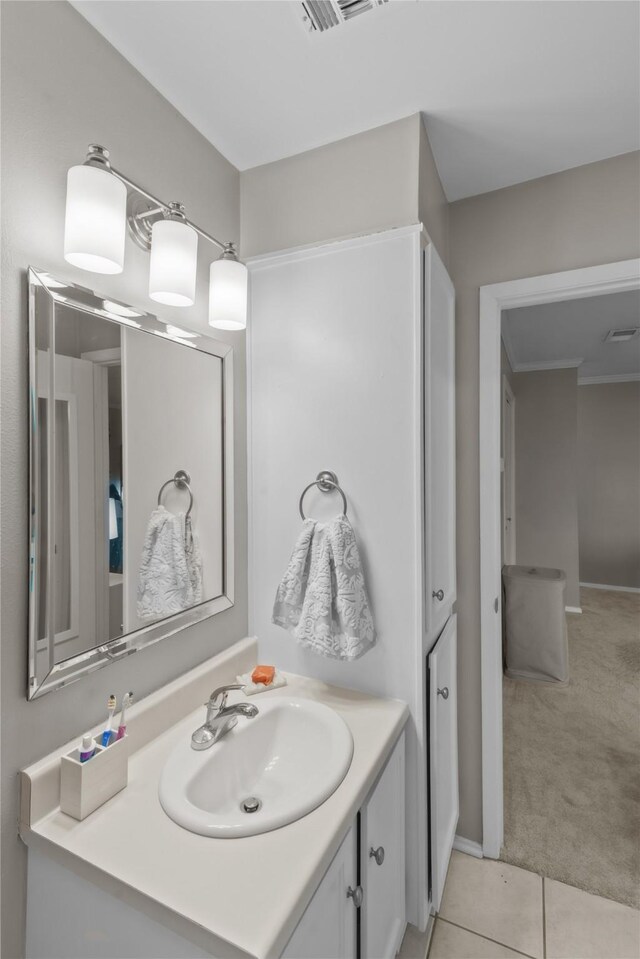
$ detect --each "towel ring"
[157,470,193,518]
[299,471,348,520]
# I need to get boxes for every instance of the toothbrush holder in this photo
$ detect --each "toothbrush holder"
[60,735,128,821]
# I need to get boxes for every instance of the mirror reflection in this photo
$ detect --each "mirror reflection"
[29,270,233,698]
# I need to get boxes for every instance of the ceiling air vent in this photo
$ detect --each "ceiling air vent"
[300,0,388,33]
[604,328,640,343]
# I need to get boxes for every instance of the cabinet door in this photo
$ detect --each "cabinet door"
[361,735,406,959]
[282,824,357,959]
[424,244,456,637]
[428,614,459,910]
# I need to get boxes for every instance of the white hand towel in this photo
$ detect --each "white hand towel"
[272,515,376,661]
[137,506,203,621]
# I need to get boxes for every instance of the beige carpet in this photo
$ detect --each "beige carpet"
[502,587,640,908]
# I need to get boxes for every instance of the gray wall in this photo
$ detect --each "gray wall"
[449,150,640,843]
[241,113,450,269]
[511,370,581,608]
[0,4,246,956]
[578,382,640,588]
[240,114,419,258]
[419,116,449,267]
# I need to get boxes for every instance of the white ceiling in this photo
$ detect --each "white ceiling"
[71,1,640,201]
[502,291,640,383]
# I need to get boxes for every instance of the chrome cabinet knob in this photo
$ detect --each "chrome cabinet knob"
[437,687,449,700]
[432,588,445,601]
[369,845,385,866]
[346,885,364,908]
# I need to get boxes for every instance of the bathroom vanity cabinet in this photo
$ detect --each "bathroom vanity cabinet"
[25,729,406,959]
[283,733,405,959]
[21,644,410,959]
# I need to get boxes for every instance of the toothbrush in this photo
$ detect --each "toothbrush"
[101,694,117,747]
[115,691,133,741]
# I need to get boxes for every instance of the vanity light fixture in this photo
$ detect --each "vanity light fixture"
[149,202,198,307]
[64,146,127,274]
[64,144,248,326]
[208,243,248,331]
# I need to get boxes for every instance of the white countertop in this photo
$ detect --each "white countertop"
[21,642,408,959]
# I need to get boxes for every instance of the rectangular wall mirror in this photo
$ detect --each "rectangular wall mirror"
[28,268,234,699]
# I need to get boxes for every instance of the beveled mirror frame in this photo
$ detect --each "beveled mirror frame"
[27,267,235,699]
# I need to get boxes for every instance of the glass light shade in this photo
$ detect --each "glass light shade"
[64,165,127,274]
[149,219,198,307]
[208,257,248,330]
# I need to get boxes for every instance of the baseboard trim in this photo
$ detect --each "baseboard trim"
[565,606,582,614]
[424,913,436,955]
[580,582,640,594]
[453,836,483,859]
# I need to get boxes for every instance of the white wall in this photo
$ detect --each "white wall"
[249,231,420,693]
[0,4,245,956]
[123,329,224,629]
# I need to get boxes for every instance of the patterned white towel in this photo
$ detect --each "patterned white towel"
[272,515,376,661]
[137,507,202,621]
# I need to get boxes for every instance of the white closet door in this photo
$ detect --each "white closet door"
[282,825,357,959]
[424,245,456,638]
[39,351,102,657]
[429,614,459,910]
[361,734,406,959]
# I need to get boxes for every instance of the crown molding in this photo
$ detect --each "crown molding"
[512,357,583,373]
[578,372,640,385]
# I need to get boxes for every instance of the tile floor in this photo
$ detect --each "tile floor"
[398,852,640,959]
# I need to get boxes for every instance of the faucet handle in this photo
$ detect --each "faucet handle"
[206,683,244,713]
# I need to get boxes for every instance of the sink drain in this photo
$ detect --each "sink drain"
[240,796,262,814]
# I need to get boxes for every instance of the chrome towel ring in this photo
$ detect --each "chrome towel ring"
[157,469,193,518]
[299,470,348,520]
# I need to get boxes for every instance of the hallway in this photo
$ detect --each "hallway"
[502,587,640,908]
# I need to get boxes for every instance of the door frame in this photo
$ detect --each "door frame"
[478,258,640,858]
[501,376,516,566]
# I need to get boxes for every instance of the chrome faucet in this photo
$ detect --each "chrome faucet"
[191,683,258,750]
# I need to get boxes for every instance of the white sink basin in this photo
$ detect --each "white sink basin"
[159,697,354,838]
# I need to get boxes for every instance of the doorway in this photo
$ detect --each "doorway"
[498,287,640,905]
[477,257,640,861]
